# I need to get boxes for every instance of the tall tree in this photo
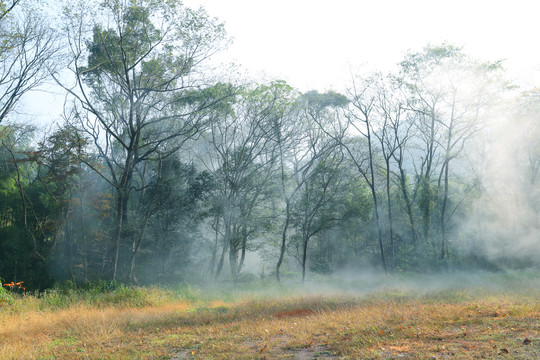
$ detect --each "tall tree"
[58,0,230,280]
[399,44,505,261]
[292,150,347,282]
[273,90,348,281]
[36,125,88,285]
[343,77,388,272]
[370,75,404,270]
[203,83,282,279]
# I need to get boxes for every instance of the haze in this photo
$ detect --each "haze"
[183,0,540,90]
[0,0,539,291]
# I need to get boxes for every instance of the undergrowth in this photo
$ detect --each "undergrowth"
[2,269,539,315]
[0,280,205,318]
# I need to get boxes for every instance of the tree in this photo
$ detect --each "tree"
[341,77,388,272]
[369,74,410,270]
[243,82,300,283]
[399,44,505,261]
[291,151,349,282]
[0,124,60,289]
[58,0,230,280]
[0,1,20,20]
[130,157,213,283]
[0,0,58,123]
[516,89,540,187]
[202,83,282,280]
[271,90,349,281]
[36,125,88,285]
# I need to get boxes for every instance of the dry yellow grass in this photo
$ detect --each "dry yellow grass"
[166,295,539,360]
[0,302,190,359]
[0,289,538,359]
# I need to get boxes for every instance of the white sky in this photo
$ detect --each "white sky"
[183,0,540,91]
[19,0,540,126]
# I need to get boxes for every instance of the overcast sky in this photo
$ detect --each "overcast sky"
[183,0,540,91]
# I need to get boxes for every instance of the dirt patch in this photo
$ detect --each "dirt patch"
[170,350,192,359]
[291,344,338,359]
[171,344,338,359]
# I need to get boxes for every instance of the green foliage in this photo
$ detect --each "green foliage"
[0,125,60,290]
[39,281,178,309]
[0,281,13,304]
[302,90,349,109]
[85,4,160,77]
[399,43,465,81]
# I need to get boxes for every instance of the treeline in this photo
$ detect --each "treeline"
[0,0,539,289]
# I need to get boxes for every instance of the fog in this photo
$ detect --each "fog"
[0,0,539,292]
[459,97,540,265]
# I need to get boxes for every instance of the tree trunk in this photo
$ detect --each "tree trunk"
[301,232,309,283]
[372,190,387,273]
[214,237,227,279]
[229,240,238,279]
[112,154,134,281]
[128,212,151,283]
[276,199,291,282]
[215,211,230,279]
[237,224,248,274]
[365,116,387,273]
[440,99,455,260]
[440,161,450,260]
[417,110,437,247]
[209,213,220,276]
[112,185,128,281]
[396,151,418,248]
[385,157,395,271]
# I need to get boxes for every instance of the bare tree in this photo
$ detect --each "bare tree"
[370,75,406,270]
[345,77,388,272]
[0,1,58,122]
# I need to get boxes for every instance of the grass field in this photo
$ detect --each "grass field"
[1,272,539,359]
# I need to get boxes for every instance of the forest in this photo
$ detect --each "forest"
[1,0,539,291]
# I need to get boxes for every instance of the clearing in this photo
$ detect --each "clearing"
[1,273,539,359]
